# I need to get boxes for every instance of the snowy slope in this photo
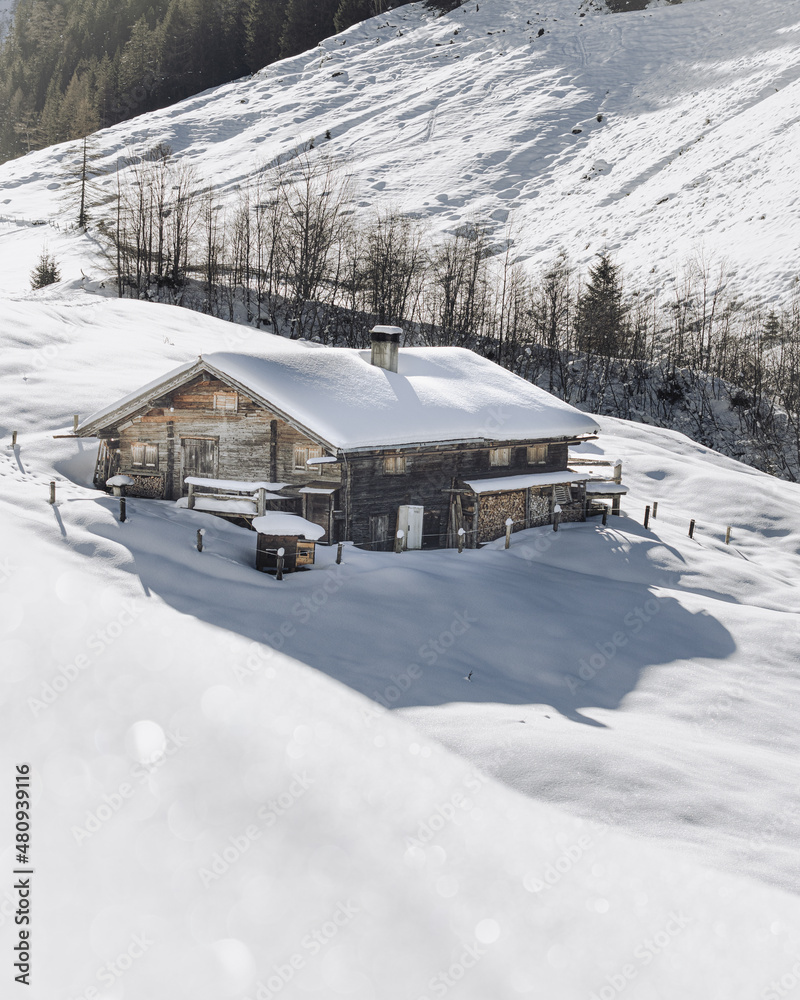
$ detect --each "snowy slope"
[1,0,800,301]
[3,288,800,998]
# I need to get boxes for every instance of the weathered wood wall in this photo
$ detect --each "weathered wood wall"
[345,441,569,548]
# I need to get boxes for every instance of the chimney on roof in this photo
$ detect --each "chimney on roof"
[370,325,402,373]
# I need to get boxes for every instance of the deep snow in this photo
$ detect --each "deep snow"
[2,289,800,998]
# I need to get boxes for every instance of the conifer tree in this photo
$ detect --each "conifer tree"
[30,249,61,289]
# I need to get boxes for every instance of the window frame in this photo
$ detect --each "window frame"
[213,391,239,412]
[131,442,158,469]
[489,447,511,467]
[527,444,549,466]
[294,444,323,472]
[384,455,408,475]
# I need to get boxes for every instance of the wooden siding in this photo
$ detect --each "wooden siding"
[114,374,338,499]
[344,441,569,548]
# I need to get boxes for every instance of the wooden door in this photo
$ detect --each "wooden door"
[369,515,390,551]
[180,437,218,493]
[306,493,332,543]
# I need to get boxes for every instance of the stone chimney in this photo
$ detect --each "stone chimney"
[369,326,402,373]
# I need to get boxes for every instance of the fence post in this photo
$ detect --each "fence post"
[553,504,561,532]
[73,414,79,433]
[276,547,285,580]
[644,505,650,529]
[689,519,695,539]
[49,481,56,504]
[612,459,622,484]
[11,430,17,447]
[257,487,266,517]
[652,501,658,519]
[725,526,731,546]
[394,529,405,554]
[119,497,127,523]
[336,542,343,564]
[504,518,513,549]
[602,506,608,526]
[197,528,204,552]
[457,527,465,553]
[187,483,195,510]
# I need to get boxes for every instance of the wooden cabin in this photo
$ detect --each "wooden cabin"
[76,327,618,548]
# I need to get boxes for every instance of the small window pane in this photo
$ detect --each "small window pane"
[490,447,510,467]
[385,456,407,475]
[528,445,548,465]
[131,443,145,467]
[214,392,238,412]
[144,444,158,468]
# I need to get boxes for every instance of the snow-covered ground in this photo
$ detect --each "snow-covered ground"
[2,0,800,301]
[2,287,800,998]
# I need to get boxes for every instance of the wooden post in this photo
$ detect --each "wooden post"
[504,518,513,549]
[73,414,79,433]
[652,501,658,519]
[49,481,56,504]
[457,527,465,553]
[725,526,731,546]
[336,542,343,564]
[612,460,622,484]
[644,505,650,529]
[553,504,561,532]
[119,497,127,523]
[187,483,195,510]
[11,430,17,447]
[197,529,204,552]
[612,495,621,516]
[257,487,266,517]
[602,506,608,526]
[394,529,404,554]
[276,547,285,580]
[689,519,695,539]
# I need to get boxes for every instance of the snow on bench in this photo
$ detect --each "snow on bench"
[175,496,258,515]
[183,477,288,492]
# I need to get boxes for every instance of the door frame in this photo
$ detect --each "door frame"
[179,436,220,494]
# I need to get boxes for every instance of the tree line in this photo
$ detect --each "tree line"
[0,0,403,164]
[97,144,800,481]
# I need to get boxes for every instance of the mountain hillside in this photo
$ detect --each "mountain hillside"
[1,0,799,302]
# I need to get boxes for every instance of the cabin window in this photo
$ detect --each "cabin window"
[384,455,407,475]
[489,447,511,467]
[131,443,158,468]
[213,391,238,412]
[528,444,548,465]
[294,444,323,472]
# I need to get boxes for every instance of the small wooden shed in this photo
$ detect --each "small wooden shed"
[252,513,326,574]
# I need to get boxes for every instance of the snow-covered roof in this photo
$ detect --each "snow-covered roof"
[77,341,599,451]
[251,513,326,540]
[463,471,591,494]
